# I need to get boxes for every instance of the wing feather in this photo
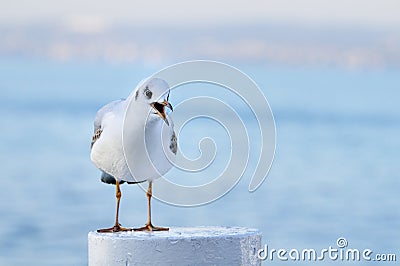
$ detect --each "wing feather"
[91,128,103,149]
[91,99,124,149]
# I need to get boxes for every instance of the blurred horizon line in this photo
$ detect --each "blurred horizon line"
[1,22,399,69]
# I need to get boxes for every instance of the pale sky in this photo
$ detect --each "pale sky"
[1,0,400,29]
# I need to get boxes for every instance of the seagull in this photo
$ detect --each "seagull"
[90,78,176,232]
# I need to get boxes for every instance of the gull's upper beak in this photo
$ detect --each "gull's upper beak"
[151,100,173,126]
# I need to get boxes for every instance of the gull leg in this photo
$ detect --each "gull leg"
[97,180,132,233]
[134,181,169,232]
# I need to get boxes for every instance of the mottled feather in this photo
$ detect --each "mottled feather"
[91,127,102,149]
[169,131,177,154]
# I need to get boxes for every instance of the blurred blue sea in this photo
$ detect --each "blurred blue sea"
[0,59,399,265]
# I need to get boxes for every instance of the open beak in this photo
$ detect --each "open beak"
[151,100,173,126]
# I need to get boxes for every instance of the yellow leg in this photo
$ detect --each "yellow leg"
[97,180,132,233]
[134,181,169,232]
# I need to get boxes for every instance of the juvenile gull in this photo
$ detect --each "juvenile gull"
[90,78,176,232]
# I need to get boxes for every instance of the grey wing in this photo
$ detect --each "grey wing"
[169,130,177,155]
[91,99,124,149]
[93,99,124,132]
[91,127,103,149]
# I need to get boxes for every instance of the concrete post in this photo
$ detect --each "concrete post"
[88,226,261,265]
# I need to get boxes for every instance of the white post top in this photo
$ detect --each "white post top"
[88,226,262,266]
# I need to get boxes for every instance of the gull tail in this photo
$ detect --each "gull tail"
[100,171,146,185]
[100,172,125,185]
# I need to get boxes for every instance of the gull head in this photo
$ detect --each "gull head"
[134,78,173,125]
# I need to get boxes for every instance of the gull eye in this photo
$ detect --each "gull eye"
[144,88,152,99]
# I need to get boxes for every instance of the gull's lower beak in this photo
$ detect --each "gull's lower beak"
[151,100,173,126]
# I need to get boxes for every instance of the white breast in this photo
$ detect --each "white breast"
[90,100,133,181]
[123,112,176,182]
[91,99,176,183]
